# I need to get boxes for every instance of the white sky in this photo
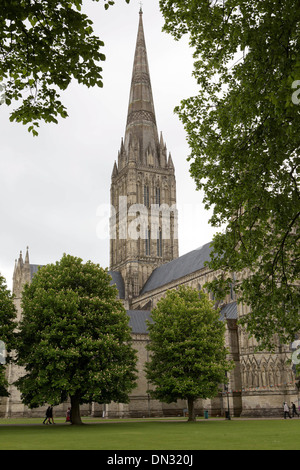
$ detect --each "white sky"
[0,0,219,292]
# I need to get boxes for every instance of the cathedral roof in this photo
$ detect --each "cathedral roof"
[108,270,125,299]
[141,241,214,294]
[30,264,41,279]
[127,309,152,334]
[126,303,237,335]
[219,302,237,321]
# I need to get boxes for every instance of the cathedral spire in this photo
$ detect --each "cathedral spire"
[110,11,178,299]
[124,10,159,161]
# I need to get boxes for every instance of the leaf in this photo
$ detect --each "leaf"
[159,0,300,348]
[0,0,130,131]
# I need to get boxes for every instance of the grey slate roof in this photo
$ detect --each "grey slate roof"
[126,303,237,335]
[141,241,213,294]
[30,264,42,279]
[219,302,238,321]
[108,271,125,299]
[127,310,152,334]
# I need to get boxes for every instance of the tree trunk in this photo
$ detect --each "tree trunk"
[187,398,196,422]
[70,394,83,425]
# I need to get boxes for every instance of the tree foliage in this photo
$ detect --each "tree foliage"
[0,0,130,135]
[0,274,17,397]
[159,0,300,350]
[14,254,137,424]
[145,286,233,421]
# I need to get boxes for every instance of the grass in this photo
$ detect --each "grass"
[0,418,300,450]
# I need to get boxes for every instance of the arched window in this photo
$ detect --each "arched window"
[144,185,150,208]
[155,187,161,205]
[230,273,236,301]
[145,228,151,255]
[157,228,162,257]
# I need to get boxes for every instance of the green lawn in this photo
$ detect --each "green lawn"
[0,418,300,450]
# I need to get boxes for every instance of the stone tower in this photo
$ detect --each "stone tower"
[12,248,33,321]
[110,10,178,304]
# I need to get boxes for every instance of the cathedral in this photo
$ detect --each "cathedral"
[1,10,298,418]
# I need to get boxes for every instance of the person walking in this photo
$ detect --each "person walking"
[48,405,55,424]
[42,406,51,424]
[291,402,299,417]
[283,402,292,419]
[66,407,72,424]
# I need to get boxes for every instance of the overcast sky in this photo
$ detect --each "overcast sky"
[0,0,219,291]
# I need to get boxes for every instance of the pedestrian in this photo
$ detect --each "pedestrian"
[46,405,55,424]
[291,402,299,417]
[283,402,292,419]
[66,407,72,424]
[43,406,51,424]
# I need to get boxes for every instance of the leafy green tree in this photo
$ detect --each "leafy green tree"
[0,0,130,135]
[0,275,17,397]
[145,286,233,422]
[159,0,300,350]
[15,254,137,425]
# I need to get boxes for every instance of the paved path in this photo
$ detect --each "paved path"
[1,416,298,426]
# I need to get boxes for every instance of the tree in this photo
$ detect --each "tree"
[145,286,233,422]
[0,0,130,135]
[0,275,17,397]
[14,254,137,425]
[159,0,300,350]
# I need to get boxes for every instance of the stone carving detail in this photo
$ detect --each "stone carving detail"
[241,354,295,390]
[132,73,151,85]
[127,110,156,126]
